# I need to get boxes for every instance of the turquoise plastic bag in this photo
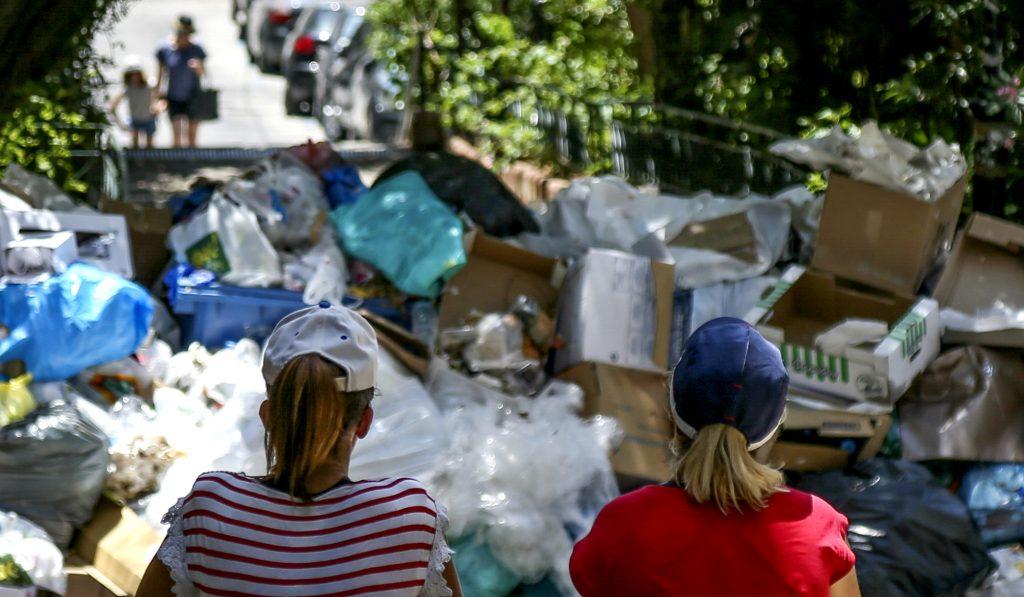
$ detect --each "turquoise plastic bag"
[0,263,154,381]
[331,171,466,298]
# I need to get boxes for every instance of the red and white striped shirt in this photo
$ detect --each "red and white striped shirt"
[158,472,452,597]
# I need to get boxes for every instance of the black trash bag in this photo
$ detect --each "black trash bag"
[795,459,995,597]
[0,399,109,549]
[374,151,540,237]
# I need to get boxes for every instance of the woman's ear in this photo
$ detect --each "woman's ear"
[259,400,269,428]
[355,406,374,439]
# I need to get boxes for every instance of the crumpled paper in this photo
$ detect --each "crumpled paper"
[770,121,965,201]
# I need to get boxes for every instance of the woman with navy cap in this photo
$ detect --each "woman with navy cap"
[569,318,860,597]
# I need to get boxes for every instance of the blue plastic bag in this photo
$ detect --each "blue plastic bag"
[331,171,466,298]
[0,263,154,381]
[322,164,366,209]
[960,464,1024,547]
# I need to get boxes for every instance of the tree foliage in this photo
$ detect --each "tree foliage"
[0,0,130,195]
[368,0,646,170]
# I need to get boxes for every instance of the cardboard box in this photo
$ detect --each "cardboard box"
[70,498,161,596]
[560,363,673,489]
[100,199,172,288]
[767,394,892,472]
[554,249,675,373]
[438,232,561,330]
[669,211,759,264]
[812,173,966,296]
[65,559,128,597]
[3,230,78,283]
[745,265,940,404]
[361,309,431,378]
[934,213,1024,347]
[0,209,133,279]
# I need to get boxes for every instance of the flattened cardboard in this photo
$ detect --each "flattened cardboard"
[745,265,940,404]
[438,232,561,330]
[100,199,172,287]
[934,213,1024,347]
[560,363,673,489]
[812,173,966,296]
[71,498,161,596]
[554,249,675,373]
[768,397,891,472]
[670,211,759,264]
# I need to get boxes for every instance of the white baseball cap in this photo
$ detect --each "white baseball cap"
[262,302,379,391]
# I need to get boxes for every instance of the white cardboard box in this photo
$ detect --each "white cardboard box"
[0,209,132,279]
[744,265,940,405]
[3,230,78,282]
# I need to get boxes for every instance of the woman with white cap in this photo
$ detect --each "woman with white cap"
[569,318,860,597]
[138,303,462,596]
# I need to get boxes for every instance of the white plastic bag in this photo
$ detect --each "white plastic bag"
[281,231,348,306]
[251,155,330,249]
[168,194,282,287]
[0,510,65,594]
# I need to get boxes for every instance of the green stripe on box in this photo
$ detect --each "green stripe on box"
[841,358,849,383]
[780,344,789,368]
[815,350,825,381]
[756,280,793,309]
[828,355,837,381]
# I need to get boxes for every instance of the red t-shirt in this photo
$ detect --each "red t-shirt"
[570,485,855,597]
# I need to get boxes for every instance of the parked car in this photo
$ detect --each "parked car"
[343,54,404,142]
[231,0,253,39]
[311,4,366,131]
[282,1,346,115]
[246,0,306,73]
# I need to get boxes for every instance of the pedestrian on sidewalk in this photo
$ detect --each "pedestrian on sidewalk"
[569,317,861,597]
[137,303,462,597]
[108,57,162,149]
[156,15,206,148]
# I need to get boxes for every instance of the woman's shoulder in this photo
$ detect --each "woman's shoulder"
[767,487,850,529]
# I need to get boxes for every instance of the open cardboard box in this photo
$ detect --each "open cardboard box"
[765,394,892,472]
[812,172,966,296]
[745,265,940,404]
[934,213,1024,348]
[99,198,172,288]
[437,232,562,333]
[553,249,675,373]
[0,208,134,279]
[560,362,673,490]
[70,498,162,596]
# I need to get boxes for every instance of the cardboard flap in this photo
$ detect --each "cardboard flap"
[934,213,1024,328]
[72,498,161,596]
[361,309,430,378]
[669,211,759,264]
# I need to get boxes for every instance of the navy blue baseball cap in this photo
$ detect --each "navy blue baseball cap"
[669,317,789,450]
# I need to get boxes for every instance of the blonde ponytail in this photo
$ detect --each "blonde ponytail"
[672,424,785,513]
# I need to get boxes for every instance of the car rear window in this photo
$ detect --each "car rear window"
[307,8,341,39]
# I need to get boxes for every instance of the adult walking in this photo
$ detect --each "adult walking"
[569,318,860,597]
[156,15,206,148]
[137,303,462,596]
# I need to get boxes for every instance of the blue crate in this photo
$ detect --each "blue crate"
[173,285,307,349]
[173,284,410,349]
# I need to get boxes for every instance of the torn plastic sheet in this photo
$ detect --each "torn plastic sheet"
[900,346,1024,462]
[770,121,966,202]
[517,176,813,288]
[0,510,65,594]
[960,464,1024,547]
[967,545,1024,597]
[942,302,1024,334]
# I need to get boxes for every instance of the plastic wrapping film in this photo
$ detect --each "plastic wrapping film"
[0,399,109,549]
[941,302,1024,334]
[795,459,995,596]
[966,545,1024,597]
[428,369,620,594]
[770,121,966,201]
[0,510,65,594]
[516,176,816,289]
[960,464,1024,547]
[103,397,180,504]
[900,347,1024,462]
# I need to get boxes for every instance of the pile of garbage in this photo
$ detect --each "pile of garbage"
[0,124,1022,596]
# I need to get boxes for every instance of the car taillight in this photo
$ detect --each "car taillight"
[268,10,291,24]
[293,35,316,55]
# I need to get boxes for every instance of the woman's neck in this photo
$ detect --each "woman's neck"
[304,458,351,495]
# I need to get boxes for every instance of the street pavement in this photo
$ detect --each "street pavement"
[93,0,324,148]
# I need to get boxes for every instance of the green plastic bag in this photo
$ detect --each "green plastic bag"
[331,171,466,298]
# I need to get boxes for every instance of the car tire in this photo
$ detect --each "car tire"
[285,92,303,116]
[258,52,276,74]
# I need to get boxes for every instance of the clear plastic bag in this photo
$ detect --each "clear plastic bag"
[103,397,180,504]
[960,464,1024,547]
[250,155,330,249]
[0,510,64,594]
[168,194,282,288]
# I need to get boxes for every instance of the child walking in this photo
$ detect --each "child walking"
[110,58,161,148]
